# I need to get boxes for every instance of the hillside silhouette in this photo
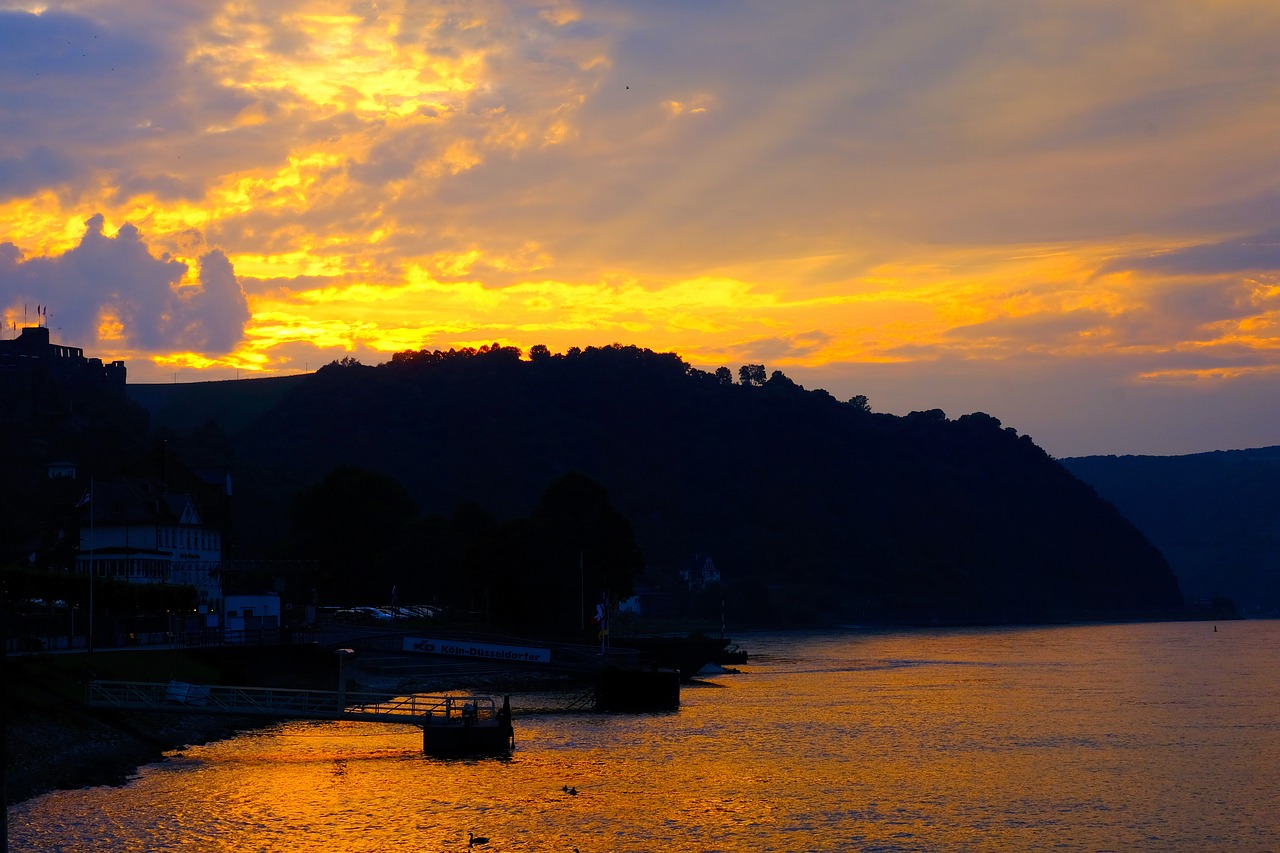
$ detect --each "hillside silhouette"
[129,344,1183,626]
[1064,448,1280,617]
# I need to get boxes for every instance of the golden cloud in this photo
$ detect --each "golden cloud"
[193,6,483,118]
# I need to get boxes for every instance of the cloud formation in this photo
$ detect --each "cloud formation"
[1,0,1278,455]
[1099,228,1280,277]
[0,215,248,356]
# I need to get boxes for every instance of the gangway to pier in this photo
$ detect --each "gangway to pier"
[86,679,500,727]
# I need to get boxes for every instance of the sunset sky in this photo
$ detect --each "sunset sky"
[2,1,1278,457]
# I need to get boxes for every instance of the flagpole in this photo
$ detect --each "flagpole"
[87,478,94,656]
[599,591,609,653]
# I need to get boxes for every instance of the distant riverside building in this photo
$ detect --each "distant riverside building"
[0,324,126,415]
[620,555,720,617]
[680,555,721,590]
[618,585,676,618]
[77,446,230,613]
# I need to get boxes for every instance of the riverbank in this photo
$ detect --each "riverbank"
[4,645,340,806]
[6,702,259,806]
[4,644,591,807]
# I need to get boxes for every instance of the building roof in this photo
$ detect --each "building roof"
[81,478,202,527]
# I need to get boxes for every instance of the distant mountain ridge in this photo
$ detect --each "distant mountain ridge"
[126,344,1183,626]
[1062,447,1280,616]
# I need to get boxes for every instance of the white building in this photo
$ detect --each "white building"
[76,447,229,612]
[223,593,281,642]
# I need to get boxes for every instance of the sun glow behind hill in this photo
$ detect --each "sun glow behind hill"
[1,1,1278,455]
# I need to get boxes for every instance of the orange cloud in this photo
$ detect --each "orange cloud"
[3,1,1279,454]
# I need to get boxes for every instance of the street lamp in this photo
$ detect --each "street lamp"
[335,648,354,710]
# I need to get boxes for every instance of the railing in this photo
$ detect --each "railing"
[86,680,500,726]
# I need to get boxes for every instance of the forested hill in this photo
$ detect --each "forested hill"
[1063,448,1280,617]
[132,344,1183,625]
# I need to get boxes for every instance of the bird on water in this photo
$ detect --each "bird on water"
[468,832,489,847]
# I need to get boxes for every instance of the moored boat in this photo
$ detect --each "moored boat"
[420,694,514,757]
[593,667,681,712]
[610,633,733,680]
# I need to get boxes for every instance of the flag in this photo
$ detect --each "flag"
[76,488,92,507]
[595,591,610,640]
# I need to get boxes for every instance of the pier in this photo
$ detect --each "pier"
[86,680,515,755]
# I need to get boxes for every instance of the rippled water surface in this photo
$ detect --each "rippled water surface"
[10,621,1280,851]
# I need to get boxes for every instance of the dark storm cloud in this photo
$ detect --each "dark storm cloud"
[940,272,1278,356]
[0,215,248,355]
[1,0,1276,457]
[1158,188,1280,236]
[740,331,835,363]
[1144,277,1276,328]
[346,128,435,185]
[1097,227,1280,277]
[236,274,339,297]
[793,350,1280,459]
[173,248,251,354]
[0,10,163,147]
[109,171,209,204]
[0,7,279,204]
[1039,82,1239,150]
[942,309,1109,348]
[0,146,86,200]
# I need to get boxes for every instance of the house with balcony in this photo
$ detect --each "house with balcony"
[77,446,229,612]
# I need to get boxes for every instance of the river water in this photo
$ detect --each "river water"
[9,621,1280,852]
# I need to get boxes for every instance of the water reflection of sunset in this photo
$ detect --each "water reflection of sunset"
[10,624,1279,851]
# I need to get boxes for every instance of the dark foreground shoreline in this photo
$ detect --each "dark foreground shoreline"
[4,646,575,808]
[4,644,344,808]
[6,707,261,807]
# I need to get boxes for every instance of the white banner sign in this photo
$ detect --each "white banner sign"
[403,636,551,664]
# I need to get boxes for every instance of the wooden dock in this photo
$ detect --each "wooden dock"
[86,680,515,755]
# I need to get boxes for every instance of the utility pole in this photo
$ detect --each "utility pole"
[87,478,95,657]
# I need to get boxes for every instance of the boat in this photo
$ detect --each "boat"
[610,634,734,681]
[593,666,681,712]
[716,644,749,665]
[419,694,515,757]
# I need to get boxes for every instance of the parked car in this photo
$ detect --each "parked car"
[351,606,396,621]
